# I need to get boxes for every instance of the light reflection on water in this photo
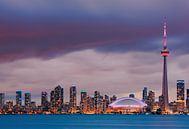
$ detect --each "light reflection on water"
[0,115,189,129]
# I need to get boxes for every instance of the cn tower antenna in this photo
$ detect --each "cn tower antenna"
[163,17,167,49]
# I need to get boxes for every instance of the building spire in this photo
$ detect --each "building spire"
[163,17,167,49]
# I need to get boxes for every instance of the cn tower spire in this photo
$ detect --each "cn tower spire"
[163,19,167,49]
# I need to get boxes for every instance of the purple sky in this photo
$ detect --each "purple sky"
[0,0,189,104]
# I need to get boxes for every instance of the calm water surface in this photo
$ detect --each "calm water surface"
[0,115,189,129]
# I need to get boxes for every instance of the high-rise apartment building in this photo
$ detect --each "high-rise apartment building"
[142,87,148,102]
[16,91,22,106]
[0,93,5,108]
[176,80,185,111]
[25,92,31,107]
[70,85,77,113]
[41,91,48,107]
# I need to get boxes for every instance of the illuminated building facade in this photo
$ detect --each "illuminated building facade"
[16,91,22,106]
[69,85,77,113]
[41,91,48,108]
[169,101,177,113]
[54,85,64,107]
[86,96,95,113]
[186,89,189,110]
[147,90,155,111]
[50,90,55,107]
[103,95,109,112]
[50,85,64,113]
[0,93,5,108]
[142,87,148,103]
[110,95,117,103]
[107,97,147,114]
[94,91,101,113]
[80,90,87,113]
[25,92,31,107]
[176,80,185,112]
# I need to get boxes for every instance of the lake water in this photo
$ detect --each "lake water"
[0,115,189,129]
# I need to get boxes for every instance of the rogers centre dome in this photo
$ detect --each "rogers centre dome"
[107,97,147,114]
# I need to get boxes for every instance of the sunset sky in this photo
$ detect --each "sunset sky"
[0,0,189,103]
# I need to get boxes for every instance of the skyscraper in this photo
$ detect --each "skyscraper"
[16,91,22,106]
[0,93,5,108]
[142,87,148,102]
[50,90,55,107]
[87,96,95,113]
[80,90,87,104]
[104,95,109,109]
[100,95,109,113]
[110,95,117,103]
[50,85,64,109]
[80,90,87,113]
[94,91,101,113]
[186,89,189,110]
[160,20,169,112]
[54,85,64,106]
[41,91,48,107]
[69,85,77,112]
[176,80,185,111]
[25,92,31,107]
[147,90,155,111]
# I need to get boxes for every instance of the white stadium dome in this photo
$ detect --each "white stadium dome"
[109,97,147,108]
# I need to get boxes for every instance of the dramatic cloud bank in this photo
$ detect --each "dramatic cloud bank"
[0,0,189,103]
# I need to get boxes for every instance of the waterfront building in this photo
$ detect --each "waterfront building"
[99,95,104,113]
[94,91,101,114]
[110,95,117,103]
[30,101,36,110]
[176,80,185,112]
[50,85,64,110]
[152,102,160,112]
[41,91,48,108]
[50,90,55,107]
[62,102,70,113]
[147,90,155,111]
[169,101,177,113]
[54,85,64,107]
[0,93,5,108]
[80,90,87,113]
[5,101,13,112]
[186,89,189,110]
[142,87,148,103]
[107,97,147,114]
[159,95,164,111]
[104,95,109,110]
[25,92,31,107]
[102,99,107,113]
[86,96,95,114]
[16,91,22,106]
[69,85,77,113]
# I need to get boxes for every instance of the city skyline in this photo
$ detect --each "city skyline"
[0,79,189,114]
[0,79,188,107]
[0,0,189,104]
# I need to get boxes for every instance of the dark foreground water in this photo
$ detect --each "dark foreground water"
[0,115,189,129]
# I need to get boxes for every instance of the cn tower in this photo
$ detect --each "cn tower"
[161,19,169,112]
